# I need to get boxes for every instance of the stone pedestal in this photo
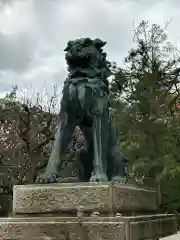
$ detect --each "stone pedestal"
[13,182,157,214]
[0,182,178,239]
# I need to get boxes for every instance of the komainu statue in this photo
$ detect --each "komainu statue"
[37,38,126,183]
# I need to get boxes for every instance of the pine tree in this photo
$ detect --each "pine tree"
[110,21,180,211]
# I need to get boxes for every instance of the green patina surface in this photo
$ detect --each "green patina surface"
[37,38,126,183]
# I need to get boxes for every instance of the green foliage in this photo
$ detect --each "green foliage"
[110,20,180,212]
[161,166,180,213]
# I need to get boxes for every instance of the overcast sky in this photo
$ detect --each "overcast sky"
[0,0,180,98]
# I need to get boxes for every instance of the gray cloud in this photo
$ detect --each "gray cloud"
[0,0,179,96]
[0,32,36,71]
[0,81,13,92]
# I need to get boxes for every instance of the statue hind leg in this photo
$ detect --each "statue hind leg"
[76,124,93,182]
[107,120,126,183]
[107,147,126,182]
[76,147,93,182]
[77,116,126,183]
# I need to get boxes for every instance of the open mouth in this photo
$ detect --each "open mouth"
[67,56,91,69]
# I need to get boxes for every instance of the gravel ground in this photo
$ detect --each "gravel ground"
[160,232,180,239]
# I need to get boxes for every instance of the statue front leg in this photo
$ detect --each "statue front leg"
[37,118,75,184]
[90,106,108,182]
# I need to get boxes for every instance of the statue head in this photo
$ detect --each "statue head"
[64,38,110,79]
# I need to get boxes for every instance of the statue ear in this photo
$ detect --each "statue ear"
[64,41,74,51]
[93,38,107,49]
[84,38,93,45]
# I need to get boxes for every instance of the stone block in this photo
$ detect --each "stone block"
[128,215,177,240]
[0,215,177,240]
[112,183,156,212]
[13,183,157,214]
[0,217,125,240]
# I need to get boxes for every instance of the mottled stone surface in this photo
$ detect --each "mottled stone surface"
[0,217,125,240]
[112,184,157,212]
[13,183,157,214]
[129,216,177,240]
[0,215,177,240]
[13,183,110,214]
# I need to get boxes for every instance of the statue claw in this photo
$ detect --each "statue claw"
[111,176,126,184]
[36,172,58,184]
[90,174,108,183]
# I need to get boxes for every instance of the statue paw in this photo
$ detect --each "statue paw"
[111,176,126,183]
[90,174,108,183]
[36,172,58,184]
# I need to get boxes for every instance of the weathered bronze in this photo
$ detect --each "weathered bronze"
[38,38,126,183]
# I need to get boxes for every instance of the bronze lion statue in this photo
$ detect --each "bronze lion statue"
[37,38,126,183]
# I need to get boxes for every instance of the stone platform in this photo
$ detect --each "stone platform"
[13,182,157,214]
[0,215,177,239]
[0,182,178,239]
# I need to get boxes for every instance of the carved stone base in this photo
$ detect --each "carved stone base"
[13,182,157,214]
[0,215,177,240]
[4,182,177,239]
